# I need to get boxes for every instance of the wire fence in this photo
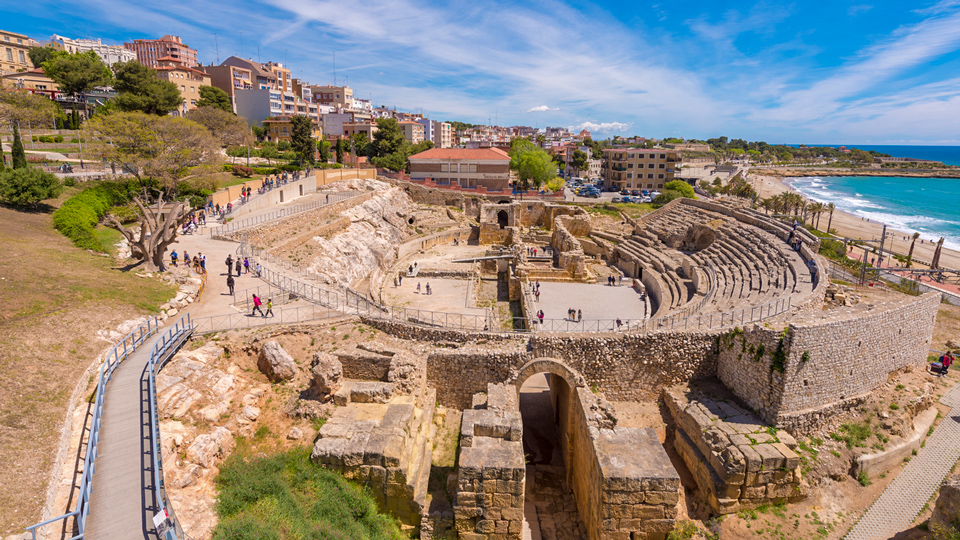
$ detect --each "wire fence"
[192,305,344,334]
[208,192,357,237]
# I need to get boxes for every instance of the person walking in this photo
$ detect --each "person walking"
[251,294,264,317]
[535,289,540,301]
[235,258,242,277]
[243,258,250,274]
[226,255,233,276]
[398,272,403,285]
[171,250,178,267]
[416,282,421,294]
[199,253,206,272]
[426,282,431,295]
[265,298,274,318]
[940,351,954,377]
[227,274,235,295]
[577,309,582,322]
[255,263,262,277]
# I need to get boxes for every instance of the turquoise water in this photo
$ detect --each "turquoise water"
[785,145,960,166]
[787,176,960,251]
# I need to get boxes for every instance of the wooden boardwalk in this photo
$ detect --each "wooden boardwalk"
[83,332,166,540]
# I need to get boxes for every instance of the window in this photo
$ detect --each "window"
[660,154,666,159]
[648,163,654,168]
[659,163,665,169]
[627,173,633,179]
[191,99,197,105]
[190,86,195,92]
[627,163,633,168]
[647,173,654,179]
[18,50,25,63]
[440,164,449,172]
[181,85,185,91]
[469,164,478,173]
[5,49,11,61]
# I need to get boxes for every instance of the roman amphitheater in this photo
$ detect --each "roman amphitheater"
[33,173,951,540]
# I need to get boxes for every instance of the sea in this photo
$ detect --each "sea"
[782,145,960,251]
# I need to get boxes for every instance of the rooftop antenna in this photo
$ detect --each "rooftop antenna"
[257,45,261,63]
[214,33,220,64]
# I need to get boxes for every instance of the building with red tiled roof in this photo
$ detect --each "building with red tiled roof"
[408,147,511,191]
[155,56,211,117]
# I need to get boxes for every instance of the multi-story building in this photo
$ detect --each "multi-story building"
[123,35,197,68]
[343,122,378,140]
[352,98,372,113]
[0,30,36,75]
[264,61,291,93]
[417,118,433,145]
[310,84,353,109]
[601,148,680,191]
[399,121,425,144]
[662,142,711,152]
[219,57,276,89]
[555,145,601,179]
[262,115,322,143]
[408,148,511,191]
[1,67,58,92]
[431,120,452,148]
[155,56,211,117]
[50,35,136,66]
[203,57,319,125]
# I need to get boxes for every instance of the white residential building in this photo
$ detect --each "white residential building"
[51,35,136,66]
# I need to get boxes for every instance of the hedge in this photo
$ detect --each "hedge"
[53,184,132,252]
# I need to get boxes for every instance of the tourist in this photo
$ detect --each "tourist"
[616,318,622,329]
[426,283,432,295]
[394,276,398,287]
[535,289,540,301]
[171,250,178,267]
[226,274,235,295]
[251,294,264,317]
[235,259,242,277]
[577,309,582,322]
[536,281,540,291]
[243,258,250,274]
[226,255,234,276]
[255,263,263,277]
[199,253,206,271]
[940,351,954,377]
[265,298,274,318]
[417,282,421,294]
[398,272,403,285]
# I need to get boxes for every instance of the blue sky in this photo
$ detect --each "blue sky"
[6,0,960,143]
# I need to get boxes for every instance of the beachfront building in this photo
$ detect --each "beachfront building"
[408,148,511,191]
[50,35,136,66]
[124,35,198,68]
[601,148,681,190]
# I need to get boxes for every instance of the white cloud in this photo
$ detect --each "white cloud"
[572,122,632,133]
[526,105,558,112]
[848,4,873,16]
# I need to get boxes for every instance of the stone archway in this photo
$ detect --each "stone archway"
[497,209,509,229]
[511,357,586,391]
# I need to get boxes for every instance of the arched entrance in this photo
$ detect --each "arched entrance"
[511,359,587,539]
[497,210,509,229]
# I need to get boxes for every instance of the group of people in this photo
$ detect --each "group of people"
[416,282,432,295]
[606,275,623,286]
[250,294,274,318]
[170,250,206,273]
[567,308,582,322]
[526,246,551,257]
[937,351,954,377]
[787,229,804,252]
[807,259,819,280]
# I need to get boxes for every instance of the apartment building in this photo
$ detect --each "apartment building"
[431,120,452,148]
[262,115,322,143]
[202,62,252,112]
[50,35,136,66]
[399,121,425,144]
[601,148,680,190]
[155,57,211,117]
[343,122,379,140]
[204,57,319,125]
[124,35,197,68]
[0,30,36,75]
[1,67,58,92]
[408,148,511,191]
[263,61,291,93]
[556,145,601,179]
[310,84,353,109]
[417,118,433,145]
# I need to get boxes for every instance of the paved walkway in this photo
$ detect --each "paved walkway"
[83,332,168,540]
[844,382,960,540]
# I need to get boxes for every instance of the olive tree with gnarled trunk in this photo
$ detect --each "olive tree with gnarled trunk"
[83,111,221,271]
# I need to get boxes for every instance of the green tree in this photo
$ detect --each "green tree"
[111,60,184,115]
[11,124,26,169]
[0,167,63,207]
[351,132,369,157]
[664,180,695,198]
[259,144,280,165]
[367,118,406,158]
[0,89,65,128]
[196,86,233,112]
[509,138,555,192]
[42,51,113,97]
[570,149,589,174]
[335,138,349,164]
[289,115,315,167]
[370,151,407,172]
[28,46,64,68]
[185,106,254,147]
[83,112,221,270]
[0,136,5,170]
[316,139,331,163]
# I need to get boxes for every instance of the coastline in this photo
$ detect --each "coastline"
[751,173,960,272]
[752,167,960,179]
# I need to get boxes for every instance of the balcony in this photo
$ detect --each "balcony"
[612,165,627,172]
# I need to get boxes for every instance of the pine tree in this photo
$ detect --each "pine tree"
[0,132,5,170]
[11,124,27,169]
[71,109,80,130]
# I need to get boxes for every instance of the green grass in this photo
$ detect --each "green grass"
[830,421,872,449]
[213,445,406,540]
[610,202,656,218]
[93,226,124,256]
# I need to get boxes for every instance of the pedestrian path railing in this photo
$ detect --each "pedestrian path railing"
[147,315,194,540]
[208,191,357,238]
[193,305,344,334]
[26,317,162,540]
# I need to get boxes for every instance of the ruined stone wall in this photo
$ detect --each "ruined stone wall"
[334,350,393,381]
[397,227,473,261]
[425,351,531,409]
[718,292,940,430]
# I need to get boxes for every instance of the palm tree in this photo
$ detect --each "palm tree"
[825,203,835,234]
[907,232,920,268]
[807,202,824,230]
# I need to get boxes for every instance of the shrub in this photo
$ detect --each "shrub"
[0,167,64,207]
[62,177,77,187]
[230,165,254,178]
[54,135,64,143]
[653,189,684,206]
[857,471,872,487]
[52,184,129,251]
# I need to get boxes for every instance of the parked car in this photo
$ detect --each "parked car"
[630,190,640,196]
[620,189,630,196]
[612,197,622,203]
[641,190,650,196]
[640,196,652,203]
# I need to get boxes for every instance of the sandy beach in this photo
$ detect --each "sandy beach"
[751,173,960,272]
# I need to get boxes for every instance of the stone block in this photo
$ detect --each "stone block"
[492,493,513,508]
[766,483,796,499]
[777,430,798,449]
[737,444,762,473]
[603,518,619,531]
[494,520,509,534]
[771,442,800,470]
[641,519,676,533]
[644,491,679,506]
[741,485,766,498]
[608,491,646,505]
[629,505,665,519]
[501,507,523,521]
[351,381,395,403]
[341,432,370,467]
[458,492,479,507]
[455,506,482,520]
[753,443,785,470]
[477,520,496,533]
[728,433,752,446]
[509,520,522,534]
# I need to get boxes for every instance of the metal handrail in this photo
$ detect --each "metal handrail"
[26,317,161,540]
[208,191,357,238]
[147,314,194,540]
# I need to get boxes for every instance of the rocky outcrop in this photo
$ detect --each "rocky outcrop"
[185,427,235,468]
[932,475,960,532]
[257,341,297,382]
[310,351,343,399]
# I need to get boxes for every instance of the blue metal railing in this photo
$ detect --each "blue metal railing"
[27,317,161,540]
[147,314,194,540]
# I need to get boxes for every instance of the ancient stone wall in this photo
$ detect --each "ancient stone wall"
[455,384,526,539]
[664,388,806,515]
[397,227,473,261]
[717,292,940,431]
[426,351,531,409]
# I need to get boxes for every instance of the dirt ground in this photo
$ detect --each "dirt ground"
[0,205,176,536]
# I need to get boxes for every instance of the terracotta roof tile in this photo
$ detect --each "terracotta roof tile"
[409,148,510,161]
